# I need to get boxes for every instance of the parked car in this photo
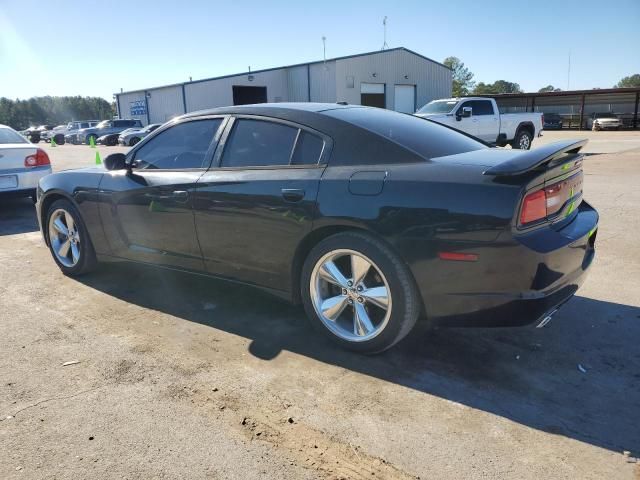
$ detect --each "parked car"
[41,125,68,143]
[77,119,143,145]
[585,113,622,131]
[0,124,52,202]
[23,125,55,143]
[119,123,162,146]
[415,97,543,150]
[62,120,101,145]
[543,113,563,130]
[36,104,597,353]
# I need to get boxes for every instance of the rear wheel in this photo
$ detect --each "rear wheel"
[301,232,420,354]
[129,137,140,146]
[46,199,97,276]
[511,129,532,150]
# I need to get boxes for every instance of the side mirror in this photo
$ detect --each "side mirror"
[104,153,127,171]
[456,107,472,120]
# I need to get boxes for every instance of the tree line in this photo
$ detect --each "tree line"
[443,57,640,97]
[0,96,115,131]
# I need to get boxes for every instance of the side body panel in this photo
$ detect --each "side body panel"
[37,169,110,255]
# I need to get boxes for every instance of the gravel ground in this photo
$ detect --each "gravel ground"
[1,134,639,479]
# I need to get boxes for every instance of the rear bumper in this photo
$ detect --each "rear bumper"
[0,166,52,194]
[419,201,598,327]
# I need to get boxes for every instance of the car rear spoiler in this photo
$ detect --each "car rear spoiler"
[483,139,588,176]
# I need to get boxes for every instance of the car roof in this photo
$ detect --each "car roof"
[182,102,363,120]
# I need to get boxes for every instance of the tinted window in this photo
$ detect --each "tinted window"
[133,119,221,170]
[221,119,298,168]
[469,100,494,116]
[291,131,324,165]
[325,107,485,160]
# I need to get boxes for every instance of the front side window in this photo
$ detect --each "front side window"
[220,119,298,168]
[470,100,494,115]
[133,119,222,170]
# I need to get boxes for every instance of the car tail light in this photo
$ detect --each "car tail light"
[520,171,583,226]
[24,148,50,167]
[520,190,547,224]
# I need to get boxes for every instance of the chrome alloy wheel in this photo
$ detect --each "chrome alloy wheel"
[48,208,81,268]
[310,249,392,342]
[519,133,531,149]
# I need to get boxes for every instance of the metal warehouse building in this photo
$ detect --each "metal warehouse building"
[115,47,452,125]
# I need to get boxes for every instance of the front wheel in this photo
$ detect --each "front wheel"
[129,137,140,146]
[46,199,97,275]
[511,130,532,150]
[301,232,420,354]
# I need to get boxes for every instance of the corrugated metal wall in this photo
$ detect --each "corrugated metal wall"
[117,91,148,125]
[334,49,451,111]
[287,65,309,102]
[115,49,452,119]
[185,69,289,111]
[309,61,336,103]
[148,85,185,123]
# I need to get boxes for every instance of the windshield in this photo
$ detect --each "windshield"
[0,127,28,144]
[96,120,110,128]
[595,113,617,118]
[416,100,458,115]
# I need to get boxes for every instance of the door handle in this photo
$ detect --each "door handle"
[281,188,305,202]
[150,190,189,201]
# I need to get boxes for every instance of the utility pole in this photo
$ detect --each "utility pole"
[381,16,389,50]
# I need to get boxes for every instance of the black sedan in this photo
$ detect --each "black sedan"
[36,103,598,353]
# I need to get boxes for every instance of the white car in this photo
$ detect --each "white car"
[415,97,543,150]
[0,125,52,202]
[586,113,622,131]
[118,123,162,146]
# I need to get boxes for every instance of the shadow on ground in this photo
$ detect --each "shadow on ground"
[0,198,39,235]
[77,261,640,454]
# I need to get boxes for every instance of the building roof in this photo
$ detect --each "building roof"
[115,47,450,96]
[471,87,640,99]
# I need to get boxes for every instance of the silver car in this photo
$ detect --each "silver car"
[0,125,52,202]
[586,113,623,131]
[118,123,162,146]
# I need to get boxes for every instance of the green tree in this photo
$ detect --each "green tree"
[538,85,562,92]
[615,74,640,88]
[443,56,475,97]
[0,96,114,130]
[473,80,523,95]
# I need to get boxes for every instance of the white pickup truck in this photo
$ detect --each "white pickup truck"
[414,97,543,150]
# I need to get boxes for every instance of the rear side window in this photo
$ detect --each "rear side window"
[221,119,298,168]
[133,119,222,169]
[291,131,324,165]
[325,107,486,160]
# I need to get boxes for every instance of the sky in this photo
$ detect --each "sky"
[1,0,639,101]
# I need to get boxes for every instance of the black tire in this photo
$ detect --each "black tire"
[45,199,97,276]
[301,231,421,354]
[129,137,140,146]
[106,136,117,146]
[54,133,65,145]
[29,133,41,143]
[86,134,97,145]
[511,129,532,150]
